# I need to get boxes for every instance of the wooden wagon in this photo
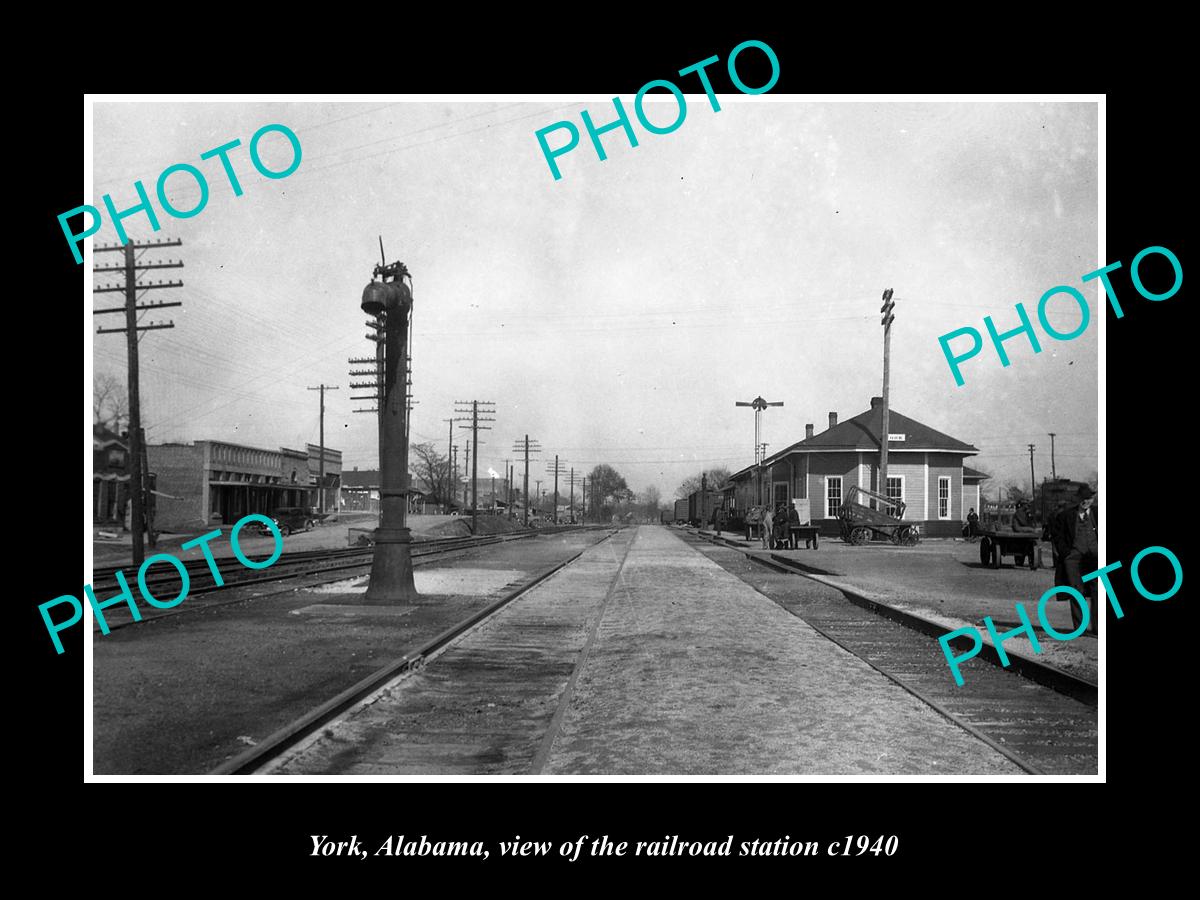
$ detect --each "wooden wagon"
[837,486,920,546]
[977,530,1043,570]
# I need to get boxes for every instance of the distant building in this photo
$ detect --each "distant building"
[340,468,427,514]
[93,424,130,524]
[724,397,981,537]
[147,439,341,534]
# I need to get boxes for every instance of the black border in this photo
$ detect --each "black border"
[30,25,1180,878]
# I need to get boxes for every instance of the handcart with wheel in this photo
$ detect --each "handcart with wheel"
[836,486,921,546]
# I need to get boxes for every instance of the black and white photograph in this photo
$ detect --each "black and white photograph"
[76,90,1115,782]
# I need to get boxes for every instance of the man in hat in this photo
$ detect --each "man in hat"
[1011,499,1039,532]
[1048,486,1098,634]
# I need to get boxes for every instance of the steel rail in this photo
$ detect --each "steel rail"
[211,532,620,775]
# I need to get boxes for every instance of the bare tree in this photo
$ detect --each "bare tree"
[1004,482,1030,503]
[410,442,450,506]
[676,466,732,499]
[94,373,129,432]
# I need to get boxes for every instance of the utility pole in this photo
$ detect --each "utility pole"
[880,288,896,510]
[455,400,496,533]
[504,459,512,519]
[510,435,542,526]
[546,455,566,524]
[535,480,543,513]
[307,384,340,514]
[582,476,588,523]
[569,468,576,524]
[94,238,183,566]
[1048,433,1057,480]
[442,417,463,510]
[464,440,471,508]
[1028,444,1037,498]
[450,443,459,509]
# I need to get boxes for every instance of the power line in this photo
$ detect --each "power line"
[93,238,183,567]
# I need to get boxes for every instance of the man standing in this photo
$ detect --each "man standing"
[966,507,980,541]
[1048,486,1098,634]
[760,505,774,550]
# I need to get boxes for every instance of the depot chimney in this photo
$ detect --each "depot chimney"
[870,396,884,409]
[805,423,814,440]
[828,412,838,430]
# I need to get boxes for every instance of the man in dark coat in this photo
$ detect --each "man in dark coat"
[1047,486,1098,634]
[1012,500,1039,532]
[786,502,801,548]
[773,504,790,550]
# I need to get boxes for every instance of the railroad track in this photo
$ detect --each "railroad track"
[94,532,522,595]
[211,527,626,774]
[687,530,1097,775]
[90,529,596,633]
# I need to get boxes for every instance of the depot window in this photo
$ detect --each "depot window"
[938,476,951,519]
[826,476,842,518]
[886,475,904,511]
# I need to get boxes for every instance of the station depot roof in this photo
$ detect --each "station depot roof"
[727,403,979,484]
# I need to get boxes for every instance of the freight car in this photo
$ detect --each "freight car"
[687,490,722,527]
[674,498,689,524]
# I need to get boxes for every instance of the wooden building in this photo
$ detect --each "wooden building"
[724,397,981,537]
[93,424,130,524]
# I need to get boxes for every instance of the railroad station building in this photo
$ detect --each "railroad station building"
[146,439,341,533]
[724,397,982,537]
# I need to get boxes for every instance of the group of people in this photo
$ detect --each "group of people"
[757,503,800,550]
[708,502,800,550]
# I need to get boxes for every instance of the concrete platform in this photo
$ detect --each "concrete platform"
[272,525,1022,775]
[695,527,1097,683]
[541,526,1021,774]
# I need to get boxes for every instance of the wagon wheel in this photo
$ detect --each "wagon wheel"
[850,526,872,545]
[901,526,920,546]
[1029,548,1040,571]
[979,536,992,566]
[991,542,1002,569]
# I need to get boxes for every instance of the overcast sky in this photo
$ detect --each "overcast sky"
[90,98,1098,500]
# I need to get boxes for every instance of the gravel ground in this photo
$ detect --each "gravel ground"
[708,533,1098,682]
[91,530,610,774]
